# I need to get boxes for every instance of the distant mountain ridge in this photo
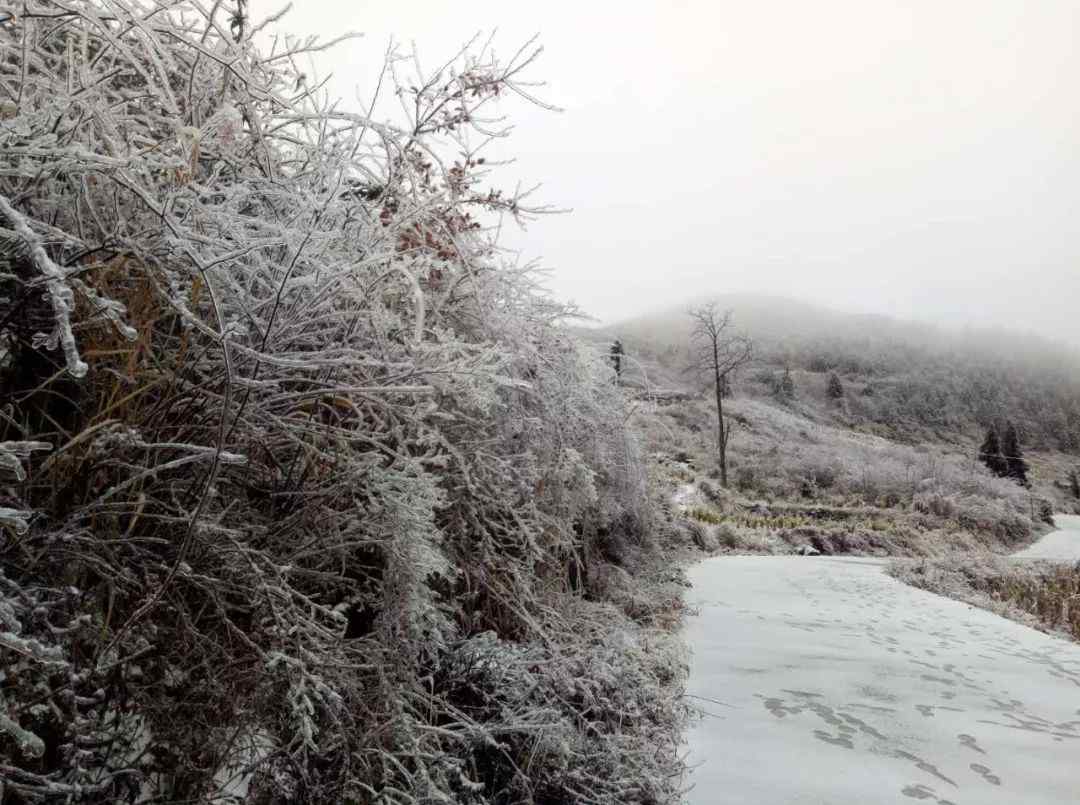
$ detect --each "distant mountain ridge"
[605,293,1080,366]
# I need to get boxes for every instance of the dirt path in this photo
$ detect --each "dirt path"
[682,556,1080,804]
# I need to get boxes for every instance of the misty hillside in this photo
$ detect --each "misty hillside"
[601,294,1080,452]
[606,296,1074,570]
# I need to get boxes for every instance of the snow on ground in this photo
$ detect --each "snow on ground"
[672,482,697,510]
[682,556,1080,804]
[1012,515,1080,561]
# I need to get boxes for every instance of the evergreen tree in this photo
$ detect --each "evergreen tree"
[779,366,795,399]
[827,372,844,399]
[979,428,1008,477]
[1002,421,1029,486]
[609,339,624,381]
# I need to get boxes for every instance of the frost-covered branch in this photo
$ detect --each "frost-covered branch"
[0,3,678,802]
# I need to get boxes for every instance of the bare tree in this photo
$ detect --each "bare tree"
[688,304,753,487]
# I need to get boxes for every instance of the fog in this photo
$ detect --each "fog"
[264,1,1080,344]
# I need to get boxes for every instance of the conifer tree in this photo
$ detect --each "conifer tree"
[778,366,795,399]
[979,428,1008,477]
[827,372,844,399]
[1002,421,1029,486]
[609,338,624,381]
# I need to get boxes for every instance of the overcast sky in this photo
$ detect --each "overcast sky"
[261,1,1080,344]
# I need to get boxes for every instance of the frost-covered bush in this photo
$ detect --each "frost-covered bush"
[913,492,956,519]
[0,3,675,802]
[714,522,741,549]
[684,519,715,552]
[732,463,758,492]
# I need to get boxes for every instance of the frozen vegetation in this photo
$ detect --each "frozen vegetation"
[3,3,1080,804]
[0,3,685,802]
[610,294,1080,455]
[891,516,1080,643]
[635,395,1052,560]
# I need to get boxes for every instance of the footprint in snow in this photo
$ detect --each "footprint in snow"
[812,729,853,749]
[971,762,1002,785]
[900,783,956,804]
[958,733,986,754]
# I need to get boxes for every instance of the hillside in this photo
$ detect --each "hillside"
[595,296,1080,560]
[604,294,1080,454]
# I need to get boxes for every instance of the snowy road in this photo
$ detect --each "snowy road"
[682,554,1080,804]
[1013,514,1080,561]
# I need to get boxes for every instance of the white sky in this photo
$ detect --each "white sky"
[259,1,1080,343]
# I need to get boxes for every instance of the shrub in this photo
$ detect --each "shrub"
[914,492,956,519]
[1037,497,1055,524]
[685,519,717,551]
[715,522,741,549]
[0,5,679,802]
[699,478,729,507]
[734,464,758,491]
[827,372,845,399]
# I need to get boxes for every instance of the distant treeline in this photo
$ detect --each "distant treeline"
[608,295,1080,451]
[774,335,1080,451]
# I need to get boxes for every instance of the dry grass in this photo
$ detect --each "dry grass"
[890,558,1080,642]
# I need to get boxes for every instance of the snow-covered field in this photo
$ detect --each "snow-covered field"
[682,554,1080,804]
[1013,514,1080,561]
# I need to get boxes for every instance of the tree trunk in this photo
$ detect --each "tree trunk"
[688,303,751,489]
[713,343,728,487]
